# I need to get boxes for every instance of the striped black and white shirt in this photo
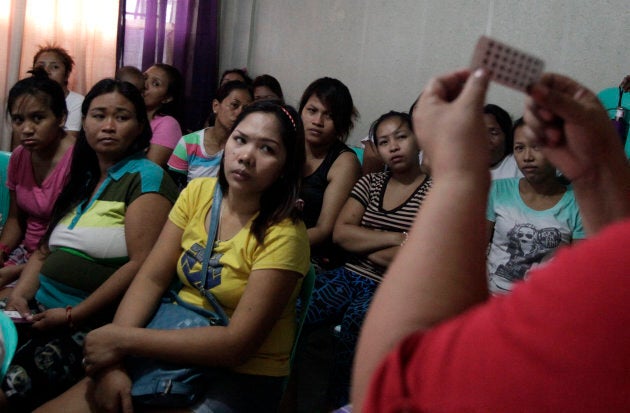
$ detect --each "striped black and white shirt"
[344,171,432,282]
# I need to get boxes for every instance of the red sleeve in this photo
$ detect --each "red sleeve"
[364,218,630,412]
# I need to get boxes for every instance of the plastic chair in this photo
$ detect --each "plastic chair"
[0,311,18,381]
[350,146,364,165]
[0,151,11,230]
[597,87,630,158]
[279,266,317,407]
[290,265,316,364]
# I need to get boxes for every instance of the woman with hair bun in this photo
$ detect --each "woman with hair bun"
[0,68,74,299]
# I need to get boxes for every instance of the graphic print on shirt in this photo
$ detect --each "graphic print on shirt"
[180,242,223,290]
[493,223,561,285]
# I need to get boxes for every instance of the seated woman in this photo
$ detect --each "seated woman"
[143,63,185,168]
[0,79,178,412]
[298,77,361,271]
[487,118,584,294]
[0,68,74,299]
[32,44,84,139]
[305,111,432,408]
[485,103,523,180]
[39,100,310,413]
[167,80,252,187]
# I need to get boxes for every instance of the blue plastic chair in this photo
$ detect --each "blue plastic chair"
[597,87,630,158]
[290,265,316,363]
[350,146,364,165]
[0,151,11,229]
[0,312,18,381]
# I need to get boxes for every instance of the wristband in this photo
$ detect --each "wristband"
[65,305,75,330]
[0,243,11,257]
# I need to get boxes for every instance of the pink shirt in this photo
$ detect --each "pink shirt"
[150,115,182,149]
[6,145,74,252]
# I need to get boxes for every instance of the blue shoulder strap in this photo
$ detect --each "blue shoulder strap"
[197,183,229,324]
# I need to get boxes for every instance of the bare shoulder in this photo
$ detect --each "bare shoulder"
[329,149,361,181]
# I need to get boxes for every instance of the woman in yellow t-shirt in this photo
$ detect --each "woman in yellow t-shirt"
[41,100,310,413]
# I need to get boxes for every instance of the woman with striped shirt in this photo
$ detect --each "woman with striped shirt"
[304,111,432,409]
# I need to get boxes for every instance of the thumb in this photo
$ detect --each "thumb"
[458,68,490,109]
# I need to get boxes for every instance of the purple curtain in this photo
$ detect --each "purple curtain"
[117,0,220,132]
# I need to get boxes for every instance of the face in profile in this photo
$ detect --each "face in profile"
[34,52,69,89]
[142,66,172,111]
[83,91,143,162]
[374,116,419,173]
[301,95,336,147]
[213,89,253,131]
[223,111,287,195]
[485,113,507,167]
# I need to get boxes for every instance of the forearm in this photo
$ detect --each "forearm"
[11,250,45,299]
[353,174,490,408]
[72,259,143,326]
[306,225,331,247]
[0,195,24,251]
[112,269,171,328]
[0,217,24,250]
[366,246,400,267]
[334,224,403,254]
[118,325,248,367]
[112,220,182,328]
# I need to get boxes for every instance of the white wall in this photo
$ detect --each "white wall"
[220,0,629,146]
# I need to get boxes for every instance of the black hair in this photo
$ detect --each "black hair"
[369,111,412,145]
[219,68,252,86]
[205,80,253,127]
[298,77,358,142]
[215,80,252,103]
[218,100,305,243]
[6,67,67,121]
[41,78,151,248]
[150,63,185,128]
[483,103,513,155]
[253,74,284,102]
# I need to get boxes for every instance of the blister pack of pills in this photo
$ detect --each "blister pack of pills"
[471,36,544,92]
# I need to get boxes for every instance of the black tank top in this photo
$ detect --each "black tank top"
[299,140,355,269]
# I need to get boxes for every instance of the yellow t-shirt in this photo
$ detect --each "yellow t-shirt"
[168,178,310,376]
